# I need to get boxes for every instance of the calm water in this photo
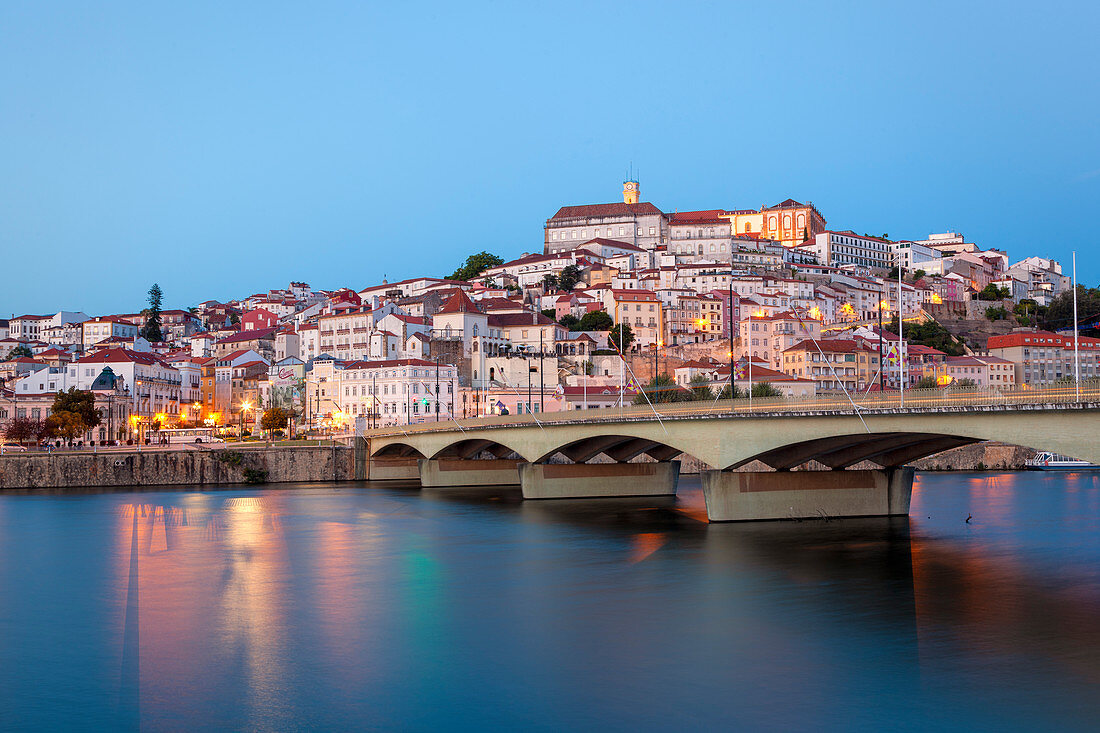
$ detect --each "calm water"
[2,472,1100,731]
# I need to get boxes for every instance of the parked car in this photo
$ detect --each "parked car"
[0,444,28,453]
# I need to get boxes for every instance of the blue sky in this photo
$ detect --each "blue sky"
[2,1,1098,316]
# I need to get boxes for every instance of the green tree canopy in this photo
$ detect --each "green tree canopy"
[977,283,1010,301]
[749,382,783,398]
[688,374,714,400]
[915,375,940,389]
[448,252,504,282]
[6,345,33,359]
[558,314,579,329]
[1041,285,1100,335]
[141,283,164,342]
[717,383,745,400]
[541,273,558,292]
[884,316,965,356]
[557,265,582,291]
[575,310,613,332]
[608,323,634,352]
[632,374,691,404]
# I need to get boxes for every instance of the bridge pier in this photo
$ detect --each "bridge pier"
[700,467,914,522]
[367,456,421,481]
[520,460,681,500]
[418,458,523,488]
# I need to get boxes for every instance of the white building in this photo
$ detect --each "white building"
[890,240,941,272]
[808,231,893,270]
[328,358,458,427]
[82,317,140,349]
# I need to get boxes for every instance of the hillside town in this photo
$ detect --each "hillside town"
[2,181,1096,445]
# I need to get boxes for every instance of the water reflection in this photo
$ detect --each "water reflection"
[1,473,1099,729]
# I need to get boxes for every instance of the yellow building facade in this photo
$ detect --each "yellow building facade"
[723,199,826,248]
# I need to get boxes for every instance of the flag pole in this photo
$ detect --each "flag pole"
[1073,251,1080,402]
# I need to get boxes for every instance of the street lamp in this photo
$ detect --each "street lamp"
[239,400,253,438]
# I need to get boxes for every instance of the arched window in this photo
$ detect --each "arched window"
[744,222,752,233]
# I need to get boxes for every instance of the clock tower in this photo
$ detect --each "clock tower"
[622,179,639,205]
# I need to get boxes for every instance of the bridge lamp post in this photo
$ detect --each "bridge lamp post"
[878,298,889,394]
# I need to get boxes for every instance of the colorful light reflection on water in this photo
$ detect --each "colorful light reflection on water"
[1,472,1099,730]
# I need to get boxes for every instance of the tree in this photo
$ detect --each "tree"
[45,410,86,442]
[632,374,691,404]
[141,283,164,342]
[575,310,613,332]
[558,314,579,329]
[912,269,927,283]
[749,382,783,398]
[4,416,48,444]
[541,308,557,320]
[915,375,940,389]
[557,265,582,291]
[977,283,1010,301]
[884,316,965,356]
[887,266,900,280]
[1041,285,1100,335]
[261,407,289,432]
[229,312,241,325]
[52,388,101,429]
[985,305,1008,321]
[608,323,634,352]
[952,377,978,388]
[6,345,33,359]
[541,273,558,292]
[717,383,745,400]
[448,252,504,282]
[688,374,714,400]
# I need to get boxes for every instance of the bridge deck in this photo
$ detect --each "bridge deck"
[361,384,1100,439]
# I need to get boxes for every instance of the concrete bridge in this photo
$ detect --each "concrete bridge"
[360,387,1100,522]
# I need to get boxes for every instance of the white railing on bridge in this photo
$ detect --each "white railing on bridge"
[360,382,1100,438]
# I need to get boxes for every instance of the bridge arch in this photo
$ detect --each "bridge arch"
[535,434,702,465]
[429,437,527,461]
[370,442,427,459]
[727,432,981,471]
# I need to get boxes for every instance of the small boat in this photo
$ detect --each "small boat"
[1025,451,1097,470]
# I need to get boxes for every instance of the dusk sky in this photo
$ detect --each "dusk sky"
[3,1,1098,316]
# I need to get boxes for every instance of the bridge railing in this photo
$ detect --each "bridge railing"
[360,382,1100,437]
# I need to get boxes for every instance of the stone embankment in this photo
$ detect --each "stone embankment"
[0,445,365,490]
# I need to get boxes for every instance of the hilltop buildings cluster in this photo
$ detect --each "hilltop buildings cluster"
[2,182,1094,443]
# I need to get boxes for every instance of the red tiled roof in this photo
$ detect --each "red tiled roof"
[783,338,871,354]
[436,290,480,315]
[549,202,663,221]
[580,237,645,252]
[76,348,166,366]
[216,327,276,344]
[668,209,729,225]
[487,312,556,327]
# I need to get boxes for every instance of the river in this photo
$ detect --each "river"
[1,471,1099,731]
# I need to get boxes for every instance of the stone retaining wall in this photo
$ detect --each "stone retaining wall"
[0,446,359,490]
